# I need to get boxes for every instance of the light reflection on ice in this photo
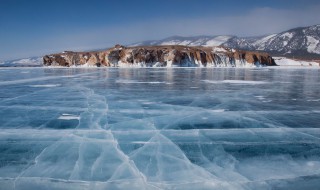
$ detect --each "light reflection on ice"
[202,80,267,84]
[29,84,61,88]
[58,114,80,120]
[116,79,166,84]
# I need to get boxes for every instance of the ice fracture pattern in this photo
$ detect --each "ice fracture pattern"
[0,68,320,190]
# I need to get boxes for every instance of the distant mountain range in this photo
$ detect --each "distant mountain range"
[0,57,43,67]
[1,24,319,67]
[132,24,320,59]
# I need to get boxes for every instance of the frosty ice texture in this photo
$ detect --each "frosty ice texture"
[0,68,319,190]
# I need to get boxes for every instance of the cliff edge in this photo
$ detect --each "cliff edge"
[43,45,276,67]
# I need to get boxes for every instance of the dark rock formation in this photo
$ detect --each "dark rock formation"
[43,45,276,67]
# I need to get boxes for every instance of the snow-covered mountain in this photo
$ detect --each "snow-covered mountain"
[133,24,320,58]
[2,24,319,67]
[254,25,320,56]
[0,57,42,67]
[131,35,234,47]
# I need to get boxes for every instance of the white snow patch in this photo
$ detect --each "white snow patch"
[189,39,208,46]
[11,57,43,66]
[58,114,80,120]
[255,96,265,100]
[29,84,61,88]
[70,63,98,67]
[283,41,288,46]
[280,32,293,39]
[141,101,156,105]
[211,109,225,112]
[178,40,192,45]
[212,47,228,53]
[274,57,319,67]
[160,40,180,45]
[13,58,35,64]
[204,36,232,46]
[254,34,277,50]
[306,36,320,54]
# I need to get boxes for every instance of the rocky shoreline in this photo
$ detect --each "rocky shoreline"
[43,45,276,67]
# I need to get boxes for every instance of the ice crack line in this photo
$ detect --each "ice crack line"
[13,145,50,190]
[108,130,151,186]
[0,71,101,86]
[74,85,109,130]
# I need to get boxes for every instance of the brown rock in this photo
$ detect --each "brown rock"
[43,45,276,67]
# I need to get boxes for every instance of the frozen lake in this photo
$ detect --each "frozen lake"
[0,67,320,190]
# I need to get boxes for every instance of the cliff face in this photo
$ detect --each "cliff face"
[43,45,276,67]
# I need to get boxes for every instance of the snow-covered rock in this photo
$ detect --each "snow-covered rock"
[274,57,319,67]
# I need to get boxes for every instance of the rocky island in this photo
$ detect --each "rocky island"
[43,45,276,67]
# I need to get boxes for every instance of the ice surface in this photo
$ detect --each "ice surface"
[58,114,80,120]
[202,80,267,84]
[29,84,61,88]
[0,68,320,189]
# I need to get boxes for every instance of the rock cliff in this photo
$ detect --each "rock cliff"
[43,45,276,67]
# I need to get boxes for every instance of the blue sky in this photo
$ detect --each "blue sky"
[1,0,320,60]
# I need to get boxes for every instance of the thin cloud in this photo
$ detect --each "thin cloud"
[53,4,320,46]
[123,4,320,37]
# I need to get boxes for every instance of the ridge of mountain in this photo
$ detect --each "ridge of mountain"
[2,24,319,67]
[133,24,320,59]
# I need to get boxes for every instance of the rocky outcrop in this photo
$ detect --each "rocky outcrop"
[43,45,276,67]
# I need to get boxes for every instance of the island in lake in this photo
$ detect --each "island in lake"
[43,45,276,67]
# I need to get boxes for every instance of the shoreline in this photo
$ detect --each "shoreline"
[1,66,319,69]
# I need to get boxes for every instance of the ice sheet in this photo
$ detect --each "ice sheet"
[0,68,320,189]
